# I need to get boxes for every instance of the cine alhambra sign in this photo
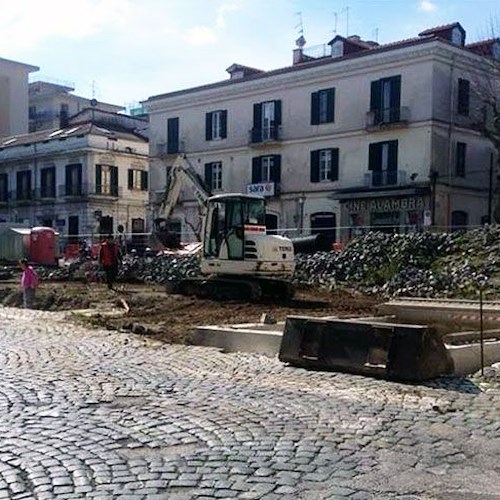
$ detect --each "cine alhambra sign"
[345,197,426,213]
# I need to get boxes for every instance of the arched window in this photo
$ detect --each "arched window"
[310,212,336,243]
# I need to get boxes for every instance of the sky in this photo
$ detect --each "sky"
[1,0,499,109]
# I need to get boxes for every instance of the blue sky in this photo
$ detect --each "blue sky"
[1,0,498,109]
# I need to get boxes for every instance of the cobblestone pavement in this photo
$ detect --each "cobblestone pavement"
[1,307,499,500]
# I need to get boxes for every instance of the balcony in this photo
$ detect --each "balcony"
[58,183,87,198]
[364,170,407,188]
[90,184,122,198]
[249,126,282,145]
[155,140,186,156]
[366,107,410,130]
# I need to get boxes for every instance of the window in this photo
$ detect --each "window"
[96,165,118,195]
[311,88,335,125]
[40,167,56,198]
[16,171,32,200]
[60,103,69,128]
[368,140,398,186]
[310,148,339,183]
[128,169,148,191]
[457,78,470,116]
[370,75,401,124]
[0,174,7,202]
[205,110,227,140]
[451,210,468,231]
[204,162,223,191]
[251,155,281,184]
[65,163,82,196]
[29,106,36,120]
[455,142,467,177]
[167,117,180,154]
[311,212,336,244]
[252,100,281,142]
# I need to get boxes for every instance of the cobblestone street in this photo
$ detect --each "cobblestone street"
[0,306,499,500]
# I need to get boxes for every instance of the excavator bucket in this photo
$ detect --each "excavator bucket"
[279,316,454,381]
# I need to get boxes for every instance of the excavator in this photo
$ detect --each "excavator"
[152,155,295,300]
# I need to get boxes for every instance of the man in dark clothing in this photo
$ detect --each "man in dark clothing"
[99,235,121,290]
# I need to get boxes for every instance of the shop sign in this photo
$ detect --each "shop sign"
[246,182,275,197]
[345,197,425,213]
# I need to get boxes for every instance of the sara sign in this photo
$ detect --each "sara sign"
[246,182,275,197]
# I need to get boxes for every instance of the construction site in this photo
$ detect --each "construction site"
[1,224,499,382]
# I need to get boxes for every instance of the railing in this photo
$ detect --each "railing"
[91,184,122,197]
[58,184,87,198]
[156,141,185,156]
[366,106,410,127]
[249,126,282,144]
[364,170,407,187]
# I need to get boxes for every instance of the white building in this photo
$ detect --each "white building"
[29,80,124,132]
[0,57,39,137]
[0,111,149,246]
[145,23,500,242]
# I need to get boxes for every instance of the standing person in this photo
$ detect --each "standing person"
[99,234,121,290]
[19,258,39,309]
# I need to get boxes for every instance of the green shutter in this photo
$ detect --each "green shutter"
[96,165,102,194]
[311,92,319,125]
[205,113,212,141]
[331,148,339,181]
[326,88,335,123]
[204,163,212,191]
[310,150,320,182]
[141,171,148,190]
[221,110,227,139]
[128,169,133,189]
[252,157,261,183]
[272,155,281,183]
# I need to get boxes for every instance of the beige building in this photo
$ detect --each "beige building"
[0,57,39,137]
[145,22,499,243]
[29,80,124,132]
[0,111,149,245]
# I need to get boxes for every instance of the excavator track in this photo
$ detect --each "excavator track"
[171,276,294,302]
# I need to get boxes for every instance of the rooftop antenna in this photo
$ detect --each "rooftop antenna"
[294,11,306,48]
[372,27,379,43]
[333,6,349,36]
[333,12,338,34]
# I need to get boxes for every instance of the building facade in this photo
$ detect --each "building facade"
[0,57,39,137]
[145,23,499,242]
[0,114,149,245]
[29,80,124,132]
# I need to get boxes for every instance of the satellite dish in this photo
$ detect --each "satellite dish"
[90,98,98,107]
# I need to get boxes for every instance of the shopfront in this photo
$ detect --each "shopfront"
[342,195,430,240]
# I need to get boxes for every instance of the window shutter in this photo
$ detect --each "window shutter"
[274,100,282,125]
[326,88,335,123]
[96,165,102,194]
[204,163,212,190]
[141,171,148,190]
[221,110,227,139]
[128,169,133,189]
[458,79,470,115]
[389,76,401,121]
[111,166,119,196]
[368,143,380,171]
[331,148,339,181]
[76,164,82,194]
[65,165,71,193]
[205,113,212,141]
[370,80,381,111]
[272,155,281,183]
[310,150,320,183]
[252,157,262,183]
[388,141,398,171]
[311,92,319,125]
[253,103,262,142]
[167,117,179,153]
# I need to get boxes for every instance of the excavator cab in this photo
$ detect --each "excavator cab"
[201,193,295,280]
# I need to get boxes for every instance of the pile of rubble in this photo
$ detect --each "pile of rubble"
[36,226,500,299]
[294,226,500,297]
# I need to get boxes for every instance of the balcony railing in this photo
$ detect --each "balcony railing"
[364,170,407,187]
[366,106,410,128]
[58,183,87,198]
[91,184,122,197]
[249,125,282,144]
